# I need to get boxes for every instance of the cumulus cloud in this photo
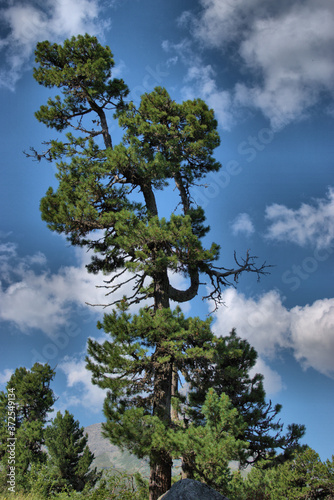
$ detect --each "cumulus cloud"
[58,357,107,412]
[231,213,255,237]
[0,238,194,338]
[212,289,288,394]
[184,0,266,48]
[249,358,284,396]
[265,187,334,249]
[0,0,106,90]
[0,241,140,337]
[290,298,334,375]
[0,245,99,335]
[213,288,334,380]
[181,0,334,128]
[213,289,291,357]
[182,64,235,130]
[162,39,235,130]
[235,2,334,129]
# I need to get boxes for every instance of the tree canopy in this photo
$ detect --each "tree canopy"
[31,34,269,313]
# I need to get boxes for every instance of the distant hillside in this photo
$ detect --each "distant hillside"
[84,423,150,476]
[84,423,249,479]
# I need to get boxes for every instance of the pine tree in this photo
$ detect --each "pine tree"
[44,410,100,492]
[86,306,214,468]
[30,34,271,499]
[0,363,56,490]
[86,307,304,492]
[185,329,306,467]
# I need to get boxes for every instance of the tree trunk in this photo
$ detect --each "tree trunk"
[149,451,173,500]
[181,452,195,479]
[171,364,179,422]
[149,346,173,499]
[149,269,173,500]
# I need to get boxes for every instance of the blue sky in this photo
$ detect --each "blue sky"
[1,0,334,462]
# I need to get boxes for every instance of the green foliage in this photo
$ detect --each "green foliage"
[44,410,100,493]
[186,329,305,466]
[116,85,221,183]
[3,363,56,426]
[0,363,56,491]
[0,360,148,499]
[171,389,248,493]
[229,447,334,500]
[0,469,148,500]
[34,33,129,135]
[0,492,47,500]
[13,420,47,489]
[287,448,334,499]
[87,306,214,455]
[84,470,149,500]
[87,304,303,488]
[26,462,69,498]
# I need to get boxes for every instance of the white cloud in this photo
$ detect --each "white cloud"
[162,39,234,130]
[212,289,288,394]
[0,242,18,280]
[183,0,334,128]
[0,368,14,385]
[213,288,334,380]
[0,241,141,336]
[0,276,72,335]
[231,213,255,237]
[213,289,291,358]
[187,0,266,47]
[236,2,334,129]
[0,0,105,90]
[265,187,334,249]
[249,358,284,396]
[0,237,196,337]
[58,357,107,412]
[290,298,334,376]
[0,245,101,335]
[184,64,235,130]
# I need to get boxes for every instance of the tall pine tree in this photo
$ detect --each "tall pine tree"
[31,34,273,499]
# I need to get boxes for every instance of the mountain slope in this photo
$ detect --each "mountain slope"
[84,423,248,479]
[84,423,150,475]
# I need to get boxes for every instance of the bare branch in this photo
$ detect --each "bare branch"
[102,272,143,297]
[202,250,272,312]
[23,146,54,162]
[86,271,150,309]
[101,267,128,285]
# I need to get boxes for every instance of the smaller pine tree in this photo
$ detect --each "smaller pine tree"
[44,410,100,492]
[0,363,56,491]
[172,388,249,493]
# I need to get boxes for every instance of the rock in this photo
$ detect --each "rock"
[157,478,229,500]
